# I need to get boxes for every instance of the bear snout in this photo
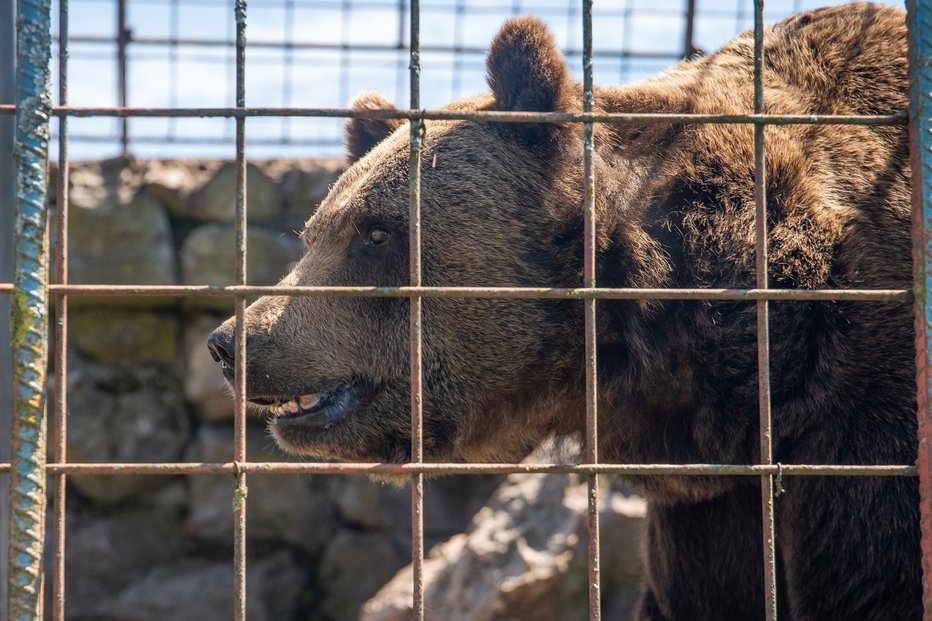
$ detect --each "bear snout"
[206,328,236,382]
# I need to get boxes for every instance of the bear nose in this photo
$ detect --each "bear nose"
[207,331,236,367]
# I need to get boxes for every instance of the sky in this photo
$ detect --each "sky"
[49,0,905,161]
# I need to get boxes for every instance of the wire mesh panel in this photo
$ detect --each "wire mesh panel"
[2,0,932,620]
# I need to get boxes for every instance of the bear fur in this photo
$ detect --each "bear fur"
[209,3,918,619]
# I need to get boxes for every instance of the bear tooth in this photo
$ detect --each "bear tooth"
[283,400,299,414]
[299,394,320,409]
[269,404,282,416]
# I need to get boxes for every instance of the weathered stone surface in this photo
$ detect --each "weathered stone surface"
[183,314,234,421]
[103,551,305,621]
[184,424,334,553]
[278,158,345,228]
[142,159,222,219]
[69,188,177,308]
[193,162,280,222]
[318,530,407,621]
[66,358,190,503]
[179,223,302,310]
[361,446,647,621]
[61,504,187,620]
[70,309,178,365]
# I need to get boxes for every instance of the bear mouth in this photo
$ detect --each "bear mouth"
[247,380,370,431]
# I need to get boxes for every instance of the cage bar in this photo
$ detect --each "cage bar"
[232,0,248,619]
[909,0,932,617]
[752,1,778,619]
[8,0,52,618]
[408,0,425,617]
[580,0,600,618]
[51,0,69,617]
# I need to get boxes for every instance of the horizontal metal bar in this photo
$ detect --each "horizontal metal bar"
[49,134,345,147]
[0,462,913,476]
[0,284,910,302]
[0,105,907,126]
[61,34,682,61]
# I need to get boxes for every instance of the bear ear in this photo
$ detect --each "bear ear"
[345,92,403,163]
[485,17,575,145]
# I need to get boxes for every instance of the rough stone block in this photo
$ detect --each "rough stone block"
[192,162,280,223]
[70,309,178,365]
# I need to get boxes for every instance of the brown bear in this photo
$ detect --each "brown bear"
[208,3,918,619]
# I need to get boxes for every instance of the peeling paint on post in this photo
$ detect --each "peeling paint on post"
[7,0,51,619]
[909,0,932,618]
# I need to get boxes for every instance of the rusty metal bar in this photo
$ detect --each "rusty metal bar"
[908,0,932,618]
[0,105,906,126]
[0,462,917,477]
[232,1,248,619]
[51,0,69,617]
[753,1,778,619]
[581,0,600,618]
[116,0,128,153]
[8,0,52,617]
[0,284,910,302]
[408,0,425,618]
[58,33,684,60]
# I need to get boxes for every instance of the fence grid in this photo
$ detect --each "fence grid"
[3,1,932,620]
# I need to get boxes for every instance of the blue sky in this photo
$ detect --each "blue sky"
[50,0,904,160]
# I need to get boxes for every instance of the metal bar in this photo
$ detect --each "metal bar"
[116,0,128,153]
[51,0,68,616]
[408,0,424,618]
[232,1,248,619]
[0,0,15,610]
[908,0,932,617]
[581,0,600,618]
[0,284,911,302]
[0,462,916,477]
[0,105,907,125]
[7,0,51,617]
[56,33,686,60]
[682,0,696,58]
[753,1,778,620]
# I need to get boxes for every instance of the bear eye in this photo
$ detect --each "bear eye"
[367,228,390,246]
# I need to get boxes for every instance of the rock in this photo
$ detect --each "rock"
[279,159,345,229]
[142,159,222,219]
[60,504,186,620]
[70,309,178,365]
[68,188,177,308]
[183,314,234,421]
[66,358,190,503]
[179,223,303,311]
[360,445,647,621]
[183,424,334,553]
[192,162,280,223]
[318,530,407,621]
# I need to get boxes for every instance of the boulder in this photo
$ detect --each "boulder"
[192,162,280,223]
[361,446,646,621]
[183,314,234,421]
[142,159,222,220]
[279,159,345,229]
[66,358,190,503]
[183,424,335,553]
[70,309,178,365]
[179,223,303,311]
[68,188,177,308]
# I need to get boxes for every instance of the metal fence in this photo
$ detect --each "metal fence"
[2,0,932,620]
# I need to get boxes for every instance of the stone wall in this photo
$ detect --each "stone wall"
[47,157,645,620]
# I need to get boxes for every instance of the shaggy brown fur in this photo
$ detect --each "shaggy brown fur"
[209,4,917,619]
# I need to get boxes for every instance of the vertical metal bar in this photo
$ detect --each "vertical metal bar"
[753,1,778,620]
[683,0,696,58]
[908,1,932,618]
[167,0,178,140]
[232,1,248,619]
[339,0,350,107]
[0,0,16,610]
[280,0,294,143]
[582,1,600,619]
[8,0,52,618]
[51,0,68,617]
[116,0,127,153]
[408,0,424,618]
